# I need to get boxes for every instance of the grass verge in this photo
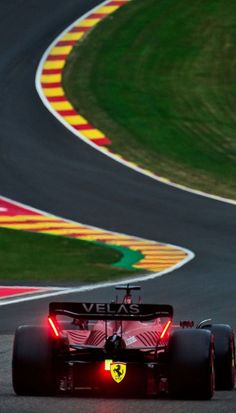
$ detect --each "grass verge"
[0,228,141,283]
[63,0,236,199]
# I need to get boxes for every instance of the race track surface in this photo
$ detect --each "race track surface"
[0,0,236,411]
[1,335,236,413]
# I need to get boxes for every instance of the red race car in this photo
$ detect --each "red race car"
[12,285,235,399]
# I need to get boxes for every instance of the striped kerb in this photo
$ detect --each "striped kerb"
[40,1,132,148]
[0,198,189,273]
[34,0,191,273]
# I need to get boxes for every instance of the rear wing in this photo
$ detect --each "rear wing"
[49,302,173,321]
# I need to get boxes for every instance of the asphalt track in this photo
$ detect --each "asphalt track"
[0,0,236,411]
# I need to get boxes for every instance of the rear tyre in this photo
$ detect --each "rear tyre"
[208,324,235,390]
[168,329,214,400]
[12,325,56,395]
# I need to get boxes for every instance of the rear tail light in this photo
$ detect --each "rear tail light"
[160,320,171,340]
[48,316,60,338]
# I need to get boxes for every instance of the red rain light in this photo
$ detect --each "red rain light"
[160,320,171,339]
[48,316,60,338]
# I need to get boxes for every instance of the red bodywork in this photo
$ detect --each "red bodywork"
[64,318,170,348]
[47,287,173,394]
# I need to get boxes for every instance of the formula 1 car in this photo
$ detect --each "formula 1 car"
[12,285,235,399]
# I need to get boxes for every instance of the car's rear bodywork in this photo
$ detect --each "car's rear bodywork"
[12,285,235,399]
[48,300,173,395]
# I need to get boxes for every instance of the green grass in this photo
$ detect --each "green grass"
[0,228,141,283]
[63,0,236,199]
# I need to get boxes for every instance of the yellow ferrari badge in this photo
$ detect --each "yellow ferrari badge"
[110,362,127,383]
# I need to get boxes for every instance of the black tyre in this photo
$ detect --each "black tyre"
[168,329,214,399]
[208,324,235,390]
[12,325,56,395]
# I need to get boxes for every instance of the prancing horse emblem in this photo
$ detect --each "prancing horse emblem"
[110,362,127,383]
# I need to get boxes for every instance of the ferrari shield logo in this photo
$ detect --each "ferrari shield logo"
[110,362,127,383]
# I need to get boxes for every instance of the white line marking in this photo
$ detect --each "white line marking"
[0,259,191,307]
[35,1,236,206]
[0,194,193,252]
[0,194,194,306]
[0,2,196,306]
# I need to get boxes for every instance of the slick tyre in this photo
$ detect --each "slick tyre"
[209,324,235,390]
[168,329,214,400]
[12,325,56,396]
